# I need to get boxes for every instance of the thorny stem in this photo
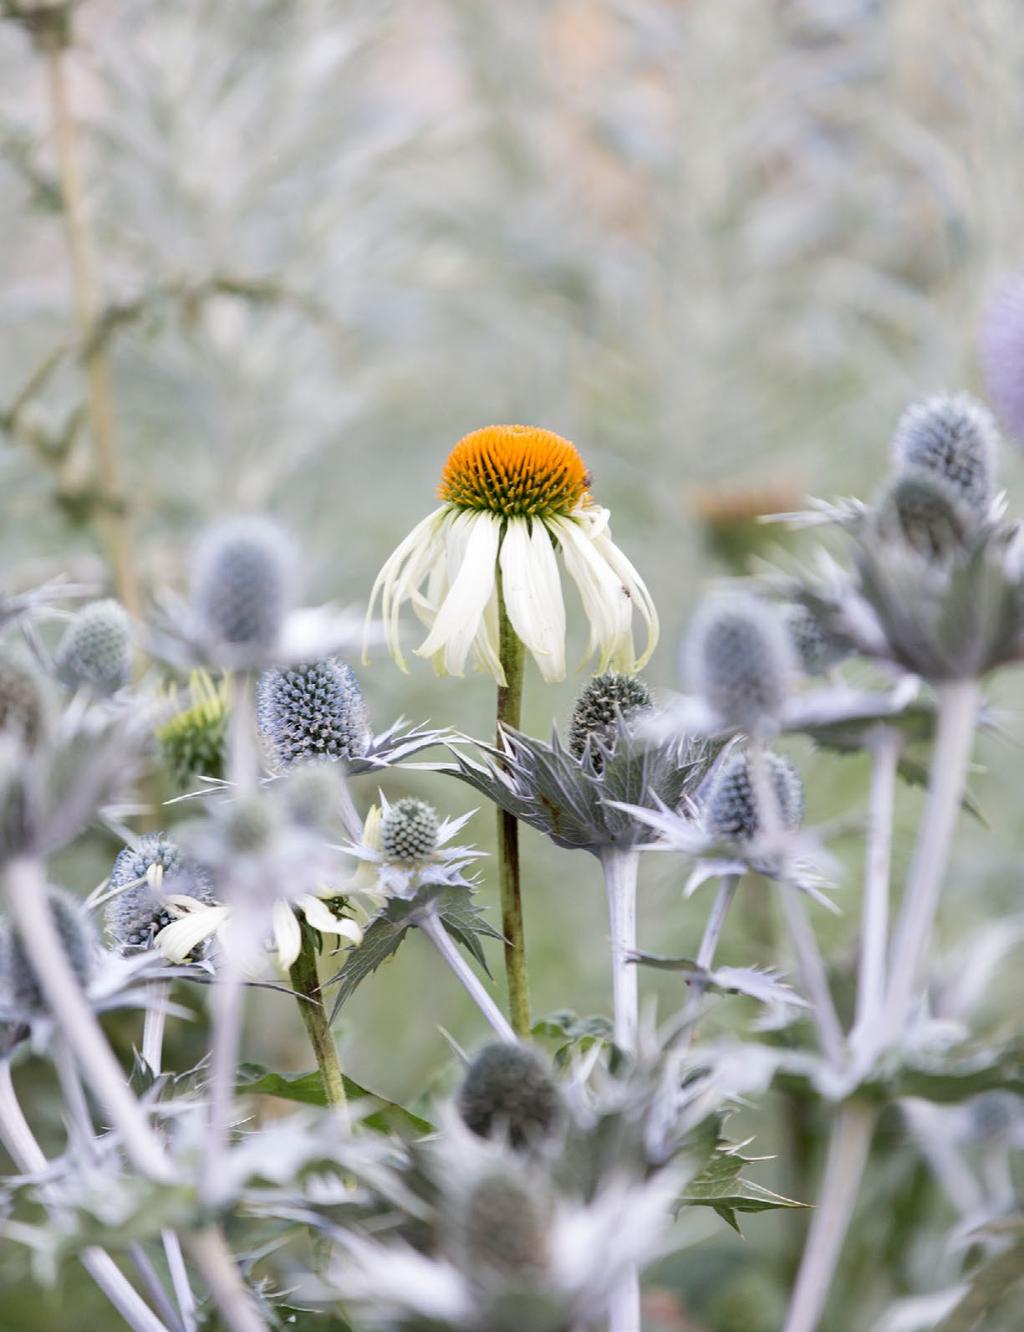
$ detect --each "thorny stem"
[0,857,172,1182]
[884,680,980,1046]
[782,1101,878,1332]
[495,563,531,1037]
[600,847,640,1051]
[852,727,901,1044]
[44,42,141,616]
[185,1228,268,1332]
[289,927,349,1117]
[0,1062,171,1332]
[420,910,517,1043]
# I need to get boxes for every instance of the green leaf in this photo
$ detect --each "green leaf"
[237,1063,433,1137]
[438,890,503,976]
[532,1009,613,1066]
[325,901,415,1020]
[680,1145,806,1234]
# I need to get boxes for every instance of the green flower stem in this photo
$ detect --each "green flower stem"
[289,927,349,1117]
[496,563,532,1037]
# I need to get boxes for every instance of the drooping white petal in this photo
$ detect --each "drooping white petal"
[155,905,230,964]
[590,525,660,669]
[500,518,567,683]
[550,511,633,671]
[272,900,303,970]
[471,584,505,682]
[415,512,502,678]
[365,506,449,671]
[297,894,364,945]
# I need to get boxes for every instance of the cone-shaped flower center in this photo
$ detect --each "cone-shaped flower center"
[438,424,590,517]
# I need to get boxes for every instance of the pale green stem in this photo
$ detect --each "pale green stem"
[496,562,531,1037]
[289,928,349,1118]
[782,1102,878,1332]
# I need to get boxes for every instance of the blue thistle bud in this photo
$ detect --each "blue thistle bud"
[256,659,370,770]
[890,393,998,517]
[686,594,793,730]
[457,1043,563,1149]
[0,651,45,748]
[380,798,439,861]
[568,671,653,761]
[105,833,213,953]
[979,277,1024,443]
[704,751,804,842]
[56,599,132,695]
[784,605,848,677]
[457,1166,551,1279]
[190,517,295,650]
[880,471,977,561]
[2,888,95,1015]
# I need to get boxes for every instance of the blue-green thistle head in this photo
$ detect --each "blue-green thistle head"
[256,659,370,770]
[105,833,213,953]
[56,599,132,695]
[890,393,999,518]
[784,605,848,677]
[190,517,296,650]
[457,1043,563,1150]
[380,797,439,861]
[568,671,653,761]
[686,593,793,730]
[880,470,978,561]
[456,1165,551,1279]
[704,751,804,842]
[2,888,95,1015]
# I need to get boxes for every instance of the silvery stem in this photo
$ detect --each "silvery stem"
[419,910,517,1043]
[607,1271,641,1332]
[675,874,740,1060]
[852,727,900,1042]
[202,948,244,1207]
[142,981,170,1075]
[778,882,844,1069]
[0,1062,171,1332]
[0,856,172,1182]
[782,1101,877,1332]
[884,680,980,1045]
[601,847,640,1052]
[185,1227,268,1332]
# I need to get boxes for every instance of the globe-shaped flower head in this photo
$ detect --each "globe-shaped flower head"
[367,425,658,684]
[686,593,794,731]
[257,658,370,769]
[454,1165,552,1281]
[2,888,95,1016]
[703,751,804,843]
[457,1042,563,1150]
[568,671,653,760]
[890,393,999,518]
[784,605,848,677]
[105,833,213,953]
[380,797,440,861]
[190,516,296,651]
[979,276,1024,443]
[56,599,132,695]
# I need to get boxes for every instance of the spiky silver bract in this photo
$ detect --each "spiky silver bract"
[105,833,213,953]
[2,888,95,1015]
[568,672,653,760]
[55,599,132,695]
[256,658,370,770]
[890,393,998,517]
[380,797,440,861]
[686,592,794,731]
[704,751,805,842]
[457,1043,563,1149]
[190,516,296,651]
[980,276,1024,442]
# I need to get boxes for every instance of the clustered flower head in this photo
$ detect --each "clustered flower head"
[104,832,213,954]
[367,424,658,685]
[979,276,1024,443]
[257,657,370,769]
[157,671,229,789]
[686,592,794,731]
[55,599,132,695]
[890,393,998,518]
[568,671,653,760]
[703,750,805,843]
[190,516,296,652]
[380,796,440,861]
[457,1042,564,1150]
[1,888,95,1017]
[784,604,848,677]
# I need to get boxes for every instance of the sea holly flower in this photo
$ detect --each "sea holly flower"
[340,796,484,903]
[54,599,133,696]
[457,1042,564,1150]
[98,832,214,955]
[684,591,795,734]
[365,424,658,684]
[256,657,371,769]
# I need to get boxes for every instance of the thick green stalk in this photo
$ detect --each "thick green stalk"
[496,563,531,1037]
[289,927,348,1116]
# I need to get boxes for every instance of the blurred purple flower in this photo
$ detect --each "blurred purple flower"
[980,276,1024,442]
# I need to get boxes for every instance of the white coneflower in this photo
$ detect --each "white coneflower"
[366,425,658,684]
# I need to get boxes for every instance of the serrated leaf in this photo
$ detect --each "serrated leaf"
[680,1146,806,1228]
[627,953,806,1008]
[532,1009,613,1067]
[324,901,415,1020]
[237,1062,432,1137]
[438,891,503,976]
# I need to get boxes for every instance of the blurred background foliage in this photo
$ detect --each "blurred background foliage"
[1,1,1023,1328]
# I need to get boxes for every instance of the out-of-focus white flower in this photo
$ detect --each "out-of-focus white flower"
[366,425,658,684]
